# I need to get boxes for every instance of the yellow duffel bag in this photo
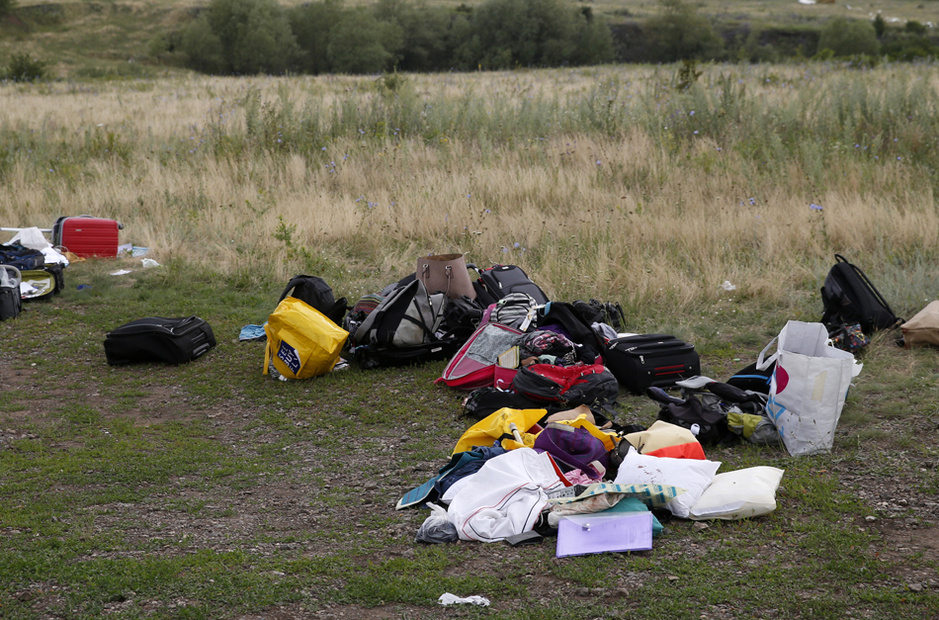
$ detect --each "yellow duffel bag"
[264,296,349,379]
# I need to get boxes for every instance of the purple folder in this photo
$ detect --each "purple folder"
[555,512,653,558]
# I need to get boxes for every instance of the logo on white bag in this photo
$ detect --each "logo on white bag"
[277,341,302,375]
[774,366,789,392]
[766,393,786,429]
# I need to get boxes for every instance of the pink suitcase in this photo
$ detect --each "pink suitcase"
[52,216,122,258]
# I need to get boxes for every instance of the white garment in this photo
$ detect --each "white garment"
[446,448,566,543]
[8,227,50,250]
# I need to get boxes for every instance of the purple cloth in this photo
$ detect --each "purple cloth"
[534,423,609,479]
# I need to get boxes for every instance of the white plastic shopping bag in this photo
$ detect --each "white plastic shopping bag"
[757,321,862,456]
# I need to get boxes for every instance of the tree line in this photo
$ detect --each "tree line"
[146,0,939,76]
[153,0,612,75]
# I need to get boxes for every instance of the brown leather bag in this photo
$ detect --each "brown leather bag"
[416,253,476,300]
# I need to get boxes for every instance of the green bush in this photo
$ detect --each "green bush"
[179,17,225,74]
[373,0,456,72]
[740,29,779,63]
[817,17,880,58]
[644,0,724,62]
[882,32,939,61]
[289,0,346,74]
[873,14,886,38]
[454,0,613,69]
[904,20,927,36]
[181,0,301,75]
[325,9,401,73]
[3,53,50,82]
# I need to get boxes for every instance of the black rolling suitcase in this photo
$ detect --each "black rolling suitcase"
[603,334,700,394]
[104,316,216,365]
[471,264,550,305]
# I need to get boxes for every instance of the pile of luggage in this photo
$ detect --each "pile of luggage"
[262,255,706,419]
[1,216,123,321]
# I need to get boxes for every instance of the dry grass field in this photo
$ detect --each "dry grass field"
[2,63,938,320]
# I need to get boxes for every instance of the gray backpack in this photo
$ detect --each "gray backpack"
[352,279,446,348]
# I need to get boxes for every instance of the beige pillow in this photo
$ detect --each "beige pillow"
[689,466,784,520]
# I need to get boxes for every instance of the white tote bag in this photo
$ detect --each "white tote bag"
[757,321,862,457]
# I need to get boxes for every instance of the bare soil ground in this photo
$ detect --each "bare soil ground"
[2,339,938,618]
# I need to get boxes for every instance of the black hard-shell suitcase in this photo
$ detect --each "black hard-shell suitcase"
[104,316,216,365]
[471,264,549,306]
[603,334,700,394]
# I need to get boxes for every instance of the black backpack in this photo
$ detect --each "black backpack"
[278,275,347,326]
[441,294,485,340]
[573,299,626,332]
[537,301,605,362]
[654,393,732,446]
[648,381,766,446]
[820,254,901,334]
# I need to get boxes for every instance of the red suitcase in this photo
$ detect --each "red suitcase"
[52,216,122,258]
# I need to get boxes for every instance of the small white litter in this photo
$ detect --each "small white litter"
[438,593,490,606]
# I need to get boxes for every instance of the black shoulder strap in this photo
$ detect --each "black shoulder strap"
[278,275,309,303]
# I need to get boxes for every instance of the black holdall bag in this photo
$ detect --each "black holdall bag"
[820,254,902,334]
[352,336,461,370]
[603,334,700,394]
[104,316,217,365]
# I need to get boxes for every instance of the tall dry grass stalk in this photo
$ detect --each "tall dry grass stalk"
[1,64,937,317]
